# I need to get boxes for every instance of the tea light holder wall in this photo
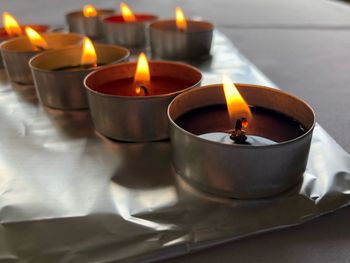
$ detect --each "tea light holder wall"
[0,24,49,68]
[150,20,214,60]
[0,32,84,84]
[168,84,315,199]
[102,14,158,49]
[29,44,129,110]
[84,61,202,142]
[66,9,114,40]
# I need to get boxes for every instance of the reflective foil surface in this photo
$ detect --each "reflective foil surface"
[0,32,349,262]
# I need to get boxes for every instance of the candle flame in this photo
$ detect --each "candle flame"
[81,37,97,66]
[3,12,22,37]
[83,5,98,17]
[175,7,187,32]
[222,75,252,126]
[120,2,136,22]
[134,52,150,89]
[25,27,48,50]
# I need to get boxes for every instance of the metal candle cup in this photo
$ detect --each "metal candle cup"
[102,14,158,49]
[29,44,129,110]
[0,24,49,68]
[0,32,84,84]
[84,61,202,142]
[150,20,214,60]
[168,84,315,199]
[66,9,114,40]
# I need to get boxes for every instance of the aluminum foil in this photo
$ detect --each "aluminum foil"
[0,31,349,262]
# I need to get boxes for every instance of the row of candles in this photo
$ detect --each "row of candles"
[0,4,315,199]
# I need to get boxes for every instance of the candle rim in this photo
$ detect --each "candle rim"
[0,32,83,53]
[65,8,115,17]
[29,43,130,73]
[0,24,50,39]
[168,83,316,148]
[84,60,203,99]
[150,19,214,33]
[102,14,158,24]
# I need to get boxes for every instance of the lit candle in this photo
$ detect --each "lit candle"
[0,12,49,67]
[52,37,99,71]
[150,7,214,60]
[95,53,194,96]
[66,5,114,40]
[177,76,306,145]
[102,3,158,49]
[168,80,315,198]
[0,29,84,84]
[84,53,202,141]
[29,38,129,109]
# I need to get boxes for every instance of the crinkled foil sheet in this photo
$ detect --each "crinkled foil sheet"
[0,31,349,262]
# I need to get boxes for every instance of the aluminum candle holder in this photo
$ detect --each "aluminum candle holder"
[29,44,129,110]
[0,24,49,68]
[66,9,114,40]
[168,84,316,199]
[150,20,214,60]
[0,32,84,84]
[84,61,202,142]
[102,14,158,49]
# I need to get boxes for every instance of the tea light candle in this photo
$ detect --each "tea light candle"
[66,5,114,40]
[29,38,130,110]
[102,2,158,49]
[168,79,315,199]
[0,28,84,84]
[84,53,202,142]
[0,12,49,67]
[150,7,214,60]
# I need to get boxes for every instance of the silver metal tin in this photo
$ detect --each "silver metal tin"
[0,32,84,84]
[66,9,115,40]
[168,84,316,199]
[102,14,158,49]
[84,61,202,142]
[29,44,130,110]
[150,20,214,60]
[0,24,50,68]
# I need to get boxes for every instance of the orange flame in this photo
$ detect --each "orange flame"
[175,7,187,32]
[134,52,150,83]
[120,2,136,22]
[25,27,48,50]
[83,5,98,17]
[222,75,252,126]
[81,37,97,66]
[3,12,22,37]
[134,52,150,94]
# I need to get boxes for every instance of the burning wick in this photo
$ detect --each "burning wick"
[80,37,97,68]
[24,27,48,51]
[135,85,149,96]
[134,52,150,96]
[230,118,248,143]
[175,7,187,32]
[222,75,252,144]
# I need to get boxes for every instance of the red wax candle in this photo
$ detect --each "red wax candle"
[95,76,193,96]
[84,54,202,142]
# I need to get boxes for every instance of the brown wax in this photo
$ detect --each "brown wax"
[95,76,192,96]
[175,104,306,143]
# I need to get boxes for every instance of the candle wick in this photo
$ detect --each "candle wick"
[230,118,248,143]
[137,85,149,96]
[34,46,46,52]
